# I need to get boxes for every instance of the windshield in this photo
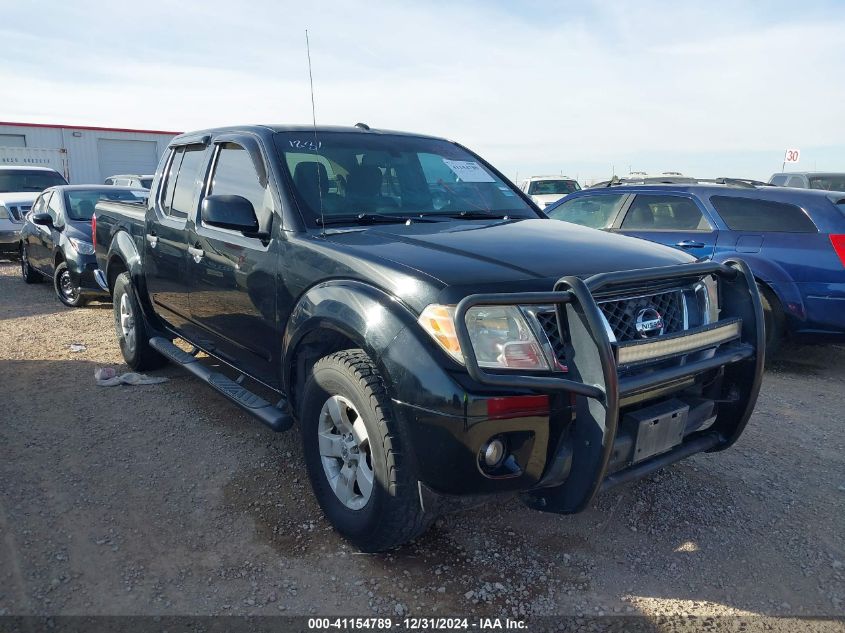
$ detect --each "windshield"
[274,132,537,225]
[527,180,580,195]
[64,189,147,221]
[140,178,154,189]
[0,169,67,193]
[808,175,845,192]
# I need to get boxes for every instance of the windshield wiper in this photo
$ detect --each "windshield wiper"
[432,211,511,220]
[317,212,440,226]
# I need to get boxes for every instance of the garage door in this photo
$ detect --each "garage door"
[0,134,27,148]
[97,138,159,182]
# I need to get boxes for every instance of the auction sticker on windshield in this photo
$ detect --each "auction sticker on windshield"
[442,159,495,183]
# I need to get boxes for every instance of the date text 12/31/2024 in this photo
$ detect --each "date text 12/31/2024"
[307,617,528,631]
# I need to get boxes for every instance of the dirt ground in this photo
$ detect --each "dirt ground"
[1,259,843,630]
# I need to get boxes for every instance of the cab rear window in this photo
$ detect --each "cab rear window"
[710,196,817,233]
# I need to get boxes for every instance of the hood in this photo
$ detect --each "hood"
[65,221,93,241]
[0,192,38,206]
[322,218,693,298]
[531,194,567,207]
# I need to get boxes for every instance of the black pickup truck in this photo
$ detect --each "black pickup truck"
[93,124,764,551]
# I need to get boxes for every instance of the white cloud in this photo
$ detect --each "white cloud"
[2,0,844,180]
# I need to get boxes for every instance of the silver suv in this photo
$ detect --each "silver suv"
[769,172,845,191]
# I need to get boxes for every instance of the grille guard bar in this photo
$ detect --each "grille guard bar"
[453,259,765,513]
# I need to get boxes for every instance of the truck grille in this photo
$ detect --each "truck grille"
[7,205,30,222]
[534,289,687,365]
[599,289,685,342]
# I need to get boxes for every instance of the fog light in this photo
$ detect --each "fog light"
[482,437,507,468]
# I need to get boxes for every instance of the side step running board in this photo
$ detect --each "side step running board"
[149,337,294,432]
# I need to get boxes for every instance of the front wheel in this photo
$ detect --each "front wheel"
[20,244,41,284]
[758,283,784,359]
[300,350,434,551]
[54,261,87,307]
[112,272,167,371]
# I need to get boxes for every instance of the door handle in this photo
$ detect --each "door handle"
[187,245,204,262]
[146,234,158,248]
[675,240,705,249]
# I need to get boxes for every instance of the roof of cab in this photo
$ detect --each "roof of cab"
[0,165,62,172]
[44,185,147,192]
[169,124,450,144]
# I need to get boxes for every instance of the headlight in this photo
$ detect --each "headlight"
[0,205,9,220]
[418,304,550,371]
[68,238,95,255]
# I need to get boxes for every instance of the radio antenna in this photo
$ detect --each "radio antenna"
[305,29,325,234]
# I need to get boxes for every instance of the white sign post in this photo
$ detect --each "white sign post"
[782,148,800,171]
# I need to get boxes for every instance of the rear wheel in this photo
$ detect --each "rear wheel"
[300,350,434,551]
[112,272,167,371]
[54,261,87,307]
[758,283,784,359]
[20,244,41,284]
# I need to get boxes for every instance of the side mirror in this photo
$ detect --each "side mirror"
[201,195,259,233]
[31,212,53,226]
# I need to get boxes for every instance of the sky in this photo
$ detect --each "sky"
[2,0,844,183]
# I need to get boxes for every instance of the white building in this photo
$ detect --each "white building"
[0,121,179,184]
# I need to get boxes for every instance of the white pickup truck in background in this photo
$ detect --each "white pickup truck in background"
[519,175,581,209]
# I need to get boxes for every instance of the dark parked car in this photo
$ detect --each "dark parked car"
[19,185,146,306]
[93,124,763,551]
[769,172,845,191]
[545,184,845,353]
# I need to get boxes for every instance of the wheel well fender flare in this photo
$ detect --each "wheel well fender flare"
[282,280,420,397]
[711,253,803,320]
[105,230,143,291]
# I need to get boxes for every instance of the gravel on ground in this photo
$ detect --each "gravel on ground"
[0,259,842,631]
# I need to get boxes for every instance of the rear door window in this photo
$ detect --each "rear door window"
[545,193,626,229]
[769,175,788,186]
[620,194,711,231]
[710,196,817,232]
[786,176,805,188]
[163,146,206,219]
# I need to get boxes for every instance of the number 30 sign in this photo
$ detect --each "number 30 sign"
[784,148,801,163]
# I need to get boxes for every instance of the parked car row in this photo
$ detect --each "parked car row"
[0,164,152,304]
[19,185,148,306]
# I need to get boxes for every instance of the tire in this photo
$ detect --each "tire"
[758,283,784,359]
[112,272,167,371]
[54,261,87,307]
[300,349,434,551]
[20,244,41,284]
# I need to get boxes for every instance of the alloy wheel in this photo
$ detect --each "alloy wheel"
[317,395,375,510]
[118,292,136,354]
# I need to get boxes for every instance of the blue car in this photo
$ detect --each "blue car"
[545,183,845,353]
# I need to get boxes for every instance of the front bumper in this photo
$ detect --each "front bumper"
[795,282,845,336]
[390,260,764,513]
[67,255,110,298]
[0,228,21,253]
